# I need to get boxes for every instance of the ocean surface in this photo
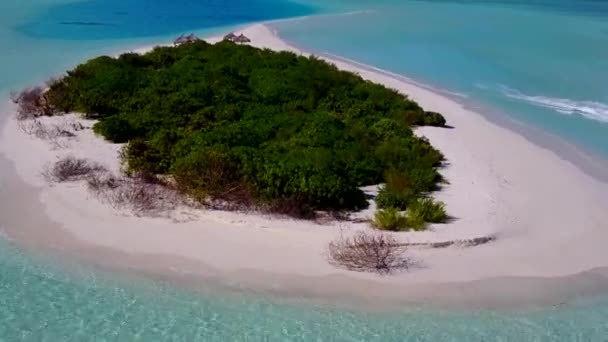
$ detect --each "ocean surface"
[1,0,608,340]
[275,0,608,158]
[2,237,608,341]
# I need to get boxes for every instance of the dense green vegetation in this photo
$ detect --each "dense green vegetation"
[373,206,428,231]
[373,207,410,231]
[373,197,447,232]
[44,40,447,216]
[374,168,448,227]
[408,197,448,224]
[374,170,448,230]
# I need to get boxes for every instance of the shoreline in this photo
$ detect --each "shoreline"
[2,23,608,309]
[268,24,608,186]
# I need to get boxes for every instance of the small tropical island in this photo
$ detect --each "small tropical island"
[12,35,456,273]
[1,22,606,311]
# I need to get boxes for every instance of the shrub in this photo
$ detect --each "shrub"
[88,173,177,215]
[11,86,56,120]
[406,167,444,194]
[18,120,79,149]
[120,139,167,174]
[423,111,446,127]
[383,168,409,192]
[327,231,410,274]
[86,173,121,192]
[106,180,165,215]
[93,116,137,143]
[131,170,166,186]
[173,149,243,201]
[408,197,448,223]
[373,207,409,231]
[375,168,415,210]
[375,186,412,210]
[43,156,107,183]
[267,197,317,220]
[404,209,427,231]
[373,196,447,232]
[45,77,73,113]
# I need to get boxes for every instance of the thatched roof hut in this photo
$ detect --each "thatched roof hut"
[174,34,188,46]
[223,32,237,41]
[233,34,251,44]
[185,33,200,42]
[174,33,200,46]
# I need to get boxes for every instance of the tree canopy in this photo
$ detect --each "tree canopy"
[45,40,447,215]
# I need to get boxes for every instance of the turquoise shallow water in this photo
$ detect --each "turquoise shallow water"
[2,238,608,341]
[2,0,608,340]
[275,0,608,157]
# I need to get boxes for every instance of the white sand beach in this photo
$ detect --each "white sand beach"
[1,24,608,306]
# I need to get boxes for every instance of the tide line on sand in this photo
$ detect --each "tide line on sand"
[1,23,608,307]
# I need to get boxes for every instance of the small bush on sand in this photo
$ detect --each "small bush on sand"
[408,197,448,223]
[423,111,446,127]
[88,174,177,216]
[328,231,410,274]
[106,181,164,215]
[376,169,415,210]
[373,207,409,231]
[43,156,107,183]
[86,173,121,192]
[10,86,56,120]
[375,186,412,210]
[18,120,80,150]
[403,209,427,231]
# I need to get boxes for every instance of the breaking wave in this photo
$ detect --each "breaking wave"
[499,85,608,123]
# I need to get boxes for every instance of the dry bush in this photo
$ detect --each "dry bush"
[41,157,180,216]
[17,119,83,149]
[328,231,410,274]
[86,172,122,192]
[11,86,55,120]
[106,181,163,214]
[16,119,61,139]
[191,180,255,212]
[43,156,107,183]
[89,173,179,216]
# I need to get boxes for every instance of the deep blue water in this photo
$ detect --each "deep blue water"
[2,0,608,340]
[17,0,317,40]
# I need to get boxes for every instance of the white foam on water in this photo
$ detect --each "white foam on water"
[498,84,608,123]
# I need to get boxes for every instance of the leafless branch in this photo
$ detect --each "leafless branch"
[18,119,84,149]
[42,156,107,183]
[327,231,411,274]
[88,173,180,216]
[11,86,56,120]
